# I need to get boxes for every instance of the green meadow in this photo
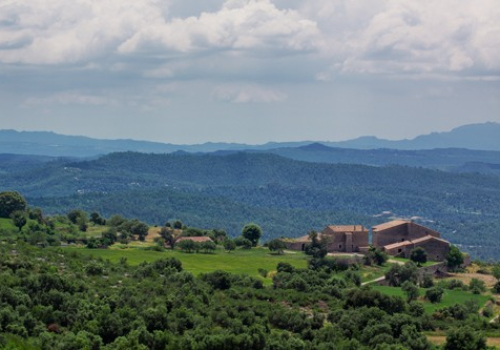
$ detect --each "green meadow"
[66,246,309,284]
[371,285,491,313]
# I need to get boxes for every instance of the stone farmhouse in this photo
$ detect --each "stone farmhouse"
[283,225,369,253]
[372,220,450,261]
[284,219,451,261]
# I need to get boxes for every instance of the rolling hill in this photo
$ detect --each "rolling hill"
[1,151,500,259]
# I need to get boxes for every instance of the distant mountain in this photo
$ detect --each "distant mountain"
[264,144,500,172]
[326,122,500,151]
[1,122,499,157]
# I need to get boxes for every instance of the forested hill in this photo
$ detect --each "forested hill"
[1,151,500,259]
[262,144,500,173]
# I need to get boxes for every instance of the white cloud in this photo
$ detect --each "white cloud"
[313,1,500,78]
[212,84,287,103]
[23,91,115,106]
[1,0,499,82]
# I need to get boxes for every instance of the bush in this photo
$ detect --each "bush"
[468,278,486,294]
[425,287,444,303]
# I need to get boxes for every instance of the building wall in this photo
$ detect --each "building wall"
[413,239,450,261]
[373,224,410,247]
[384,243,414,258]
[321,228,369,253]
[373,222,440,248]
[283,241,307,251]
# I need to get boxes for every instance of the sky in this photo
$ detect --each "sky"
[1,0,499,144]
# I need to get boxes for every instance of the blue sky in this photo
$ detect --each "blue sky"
[1,0,499,144]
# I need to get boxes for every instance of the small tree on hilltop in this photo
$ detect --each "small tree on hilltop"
[410,247,428,267]
[11,210,27,232]
[0,191,27,218]
[241,223,262,247]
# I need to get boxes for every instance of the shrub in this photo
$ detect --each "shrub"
[425,287,444,303]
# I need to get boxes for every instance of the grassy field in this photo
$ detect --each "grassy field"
[0,217,16,231]
[66,246,309,284]
[372,285,491,313]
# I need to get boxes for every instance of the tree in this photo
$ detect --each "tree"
[268,239,286,255]
[177,239,198,253]
[223,239,236,253]
[492,265,500,281]
[425,287,444,303]
[469,278,486,294]
[10,210,27,232]
[201,240,216,254]
[0,191,27,218]
[444,325,487,350]
[446,245,464,271]
[304,231,328,259]
[410,247,427,266]
[234,236,252,250]
[160,226,176,249]
[402,281,420,302]
[130,220,149,241]
[90,212,106,225]
[241,223,262,247]
[173,220,183,230]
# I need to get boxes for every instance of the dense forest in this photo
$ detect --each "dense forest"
[1,152,500,259]
[0,241,497,350]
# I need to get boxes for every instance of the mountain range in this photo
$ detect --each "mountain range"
[1,122,500,158]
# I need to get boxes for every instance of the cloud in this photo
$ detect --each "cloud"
[0,0,319,66]
[1,0,499,82]
[23,91,115,106]
[212,84,287,103]
[313,1,500,78]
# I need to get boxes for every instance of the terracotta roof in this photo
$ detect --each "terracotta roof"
[294,234,312,242]
[325,225,367,232]
[412,235,449,245]
[176,236,213,243]
[384,240,414,250]
[372,220,409,231]
[384,235,450,250]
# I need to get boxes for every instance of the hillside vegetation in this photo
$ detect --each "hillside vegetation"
[1,152,500,259]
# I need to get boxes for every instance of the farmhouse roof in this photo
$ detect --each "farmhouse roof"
[384,235,450,250]
[372,220,409,231]
[411,235,449,245]
[325,225,367,232]
[384,240,414,250]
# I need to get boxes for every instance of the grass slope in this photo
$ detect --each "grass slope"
[67,247,308,285]
[372,285,491,313]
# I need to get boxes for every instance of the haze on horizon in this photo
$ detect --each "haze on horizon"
[1,1,499,144]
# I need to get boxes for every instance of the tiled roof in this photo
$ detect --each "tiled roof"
[384,240,414,250]
[411,235,449,245]
[384,235,450,250]
[326,225,367,232]
[372,220,409,231]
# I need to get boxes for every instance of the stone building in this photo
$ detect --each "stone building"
[321,225,369,253]
[372,220,450,261]
[283,225,369,253]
